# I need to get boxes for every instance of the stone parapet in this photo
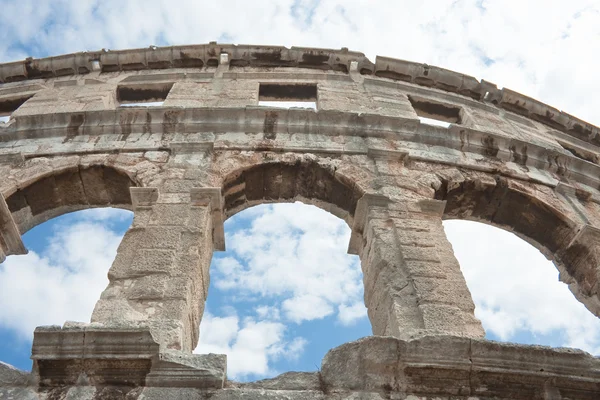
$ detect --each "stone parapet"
[321,335,600,399]
[1,43,598,150]
[30,325,226,390]
[3,335,598,399]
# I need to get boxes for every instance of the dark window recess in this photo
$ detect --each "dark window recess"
[408,95,462,126]
[259,83,317,101]
[117,82,174,105]
[0,94,34,120]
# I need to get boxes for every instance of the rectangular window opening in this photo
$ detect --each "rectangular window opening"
[408,95,462,128]
[120,101,165,108]
[418,116,451,128]
[0,115,10,123]
[258,100,316,110]
[117,82,173,107]
[258,83,317,109]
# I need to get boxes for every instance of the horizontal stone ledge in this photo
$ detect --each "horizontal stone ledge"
[1,106,598,192]
[31,324,226,389]
[0,44,371,83]
[31,324,160,360]
[18,146,170,160]
[0,107,420,139]
[1,44,598,151]
[321,335,600,398]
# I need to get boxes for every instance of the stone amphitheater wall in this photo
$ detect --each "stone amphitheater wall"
[0,44,599,399]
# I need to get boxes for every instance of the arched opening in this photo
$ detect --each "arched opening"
[195,202,370,381]
[195,161,369,380]
[0,164,138,371]
[435,174,600,353]
[5,165,137,235]
[435,175,600,312]
[221,160,364,225]
[436,176,577,258]
[0,207,133,372]
[444,219,600,354]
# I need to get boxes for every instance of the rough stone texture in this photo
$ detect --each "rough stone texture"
[145,350,226,388]
[0,361,31,387]
[238,371,322,390]
[1,44,600,398]
[90,187,215,351]
[30,325,226,392]
[321,336,600,399]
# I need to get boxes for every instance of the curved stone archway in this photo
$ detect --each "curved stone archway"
[434,167,600,319]
[221,159,365,224]
[0,44,598,398]
[6,165,137,234]
[0,160,142,263]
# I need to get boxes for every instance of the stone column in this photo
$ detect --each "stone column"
[350,195,484,339]
[91,187,223,352]
[0,193,26,263]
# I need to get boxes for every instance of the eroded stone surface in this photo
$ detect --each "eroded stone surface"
[0,361,31,387]
[30,325,226,392]
[238,371,322,390]
[321,336,600,399]
[4,336,600,399]
[1,44,600,398]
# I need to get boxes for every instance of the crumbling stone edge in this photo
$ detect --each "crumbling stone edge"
[1,332,599,399]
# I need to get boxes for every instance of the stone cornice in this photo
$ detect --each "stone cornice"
[1,106,597,196]
[0,43,597,148]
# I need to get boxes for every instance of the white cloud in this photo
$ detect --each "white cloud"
[212,203,366,325]
[2,2,600,371]
[282,294,334,323]
[338,302,368,326]
[195,312,306,379]
[444,220,600,355]
[0,211,131,338]
[68,207,132,223]
[255,305,281,321]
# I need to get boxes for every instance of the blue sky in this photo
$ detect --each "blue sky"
[1,0,600,382]
[1,204,599,380]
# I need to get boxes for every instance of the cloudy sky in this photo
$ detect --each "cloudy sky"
[1,0,600,381]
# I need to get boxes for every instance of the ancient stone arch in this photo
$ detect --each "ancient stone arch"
[0,44,599,399]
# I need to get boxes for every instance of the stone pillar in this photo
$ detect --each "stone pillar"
[91,187,223,352]
[0,193,26,263]
[349,195,484,339]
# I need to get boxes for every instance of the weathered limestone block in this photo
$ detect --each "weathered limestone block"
[30,325,226,392]
[0,361,31,387]
[321,336,600,399]
[12,83,117,117]
[557,224,600,317]
[32,325,159,387]
[0,193,26,263]
[165,79,258,108]
[91,187,218,352]
[0,388,40,400]
[354,195,484,339]
[145,350,226,388]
